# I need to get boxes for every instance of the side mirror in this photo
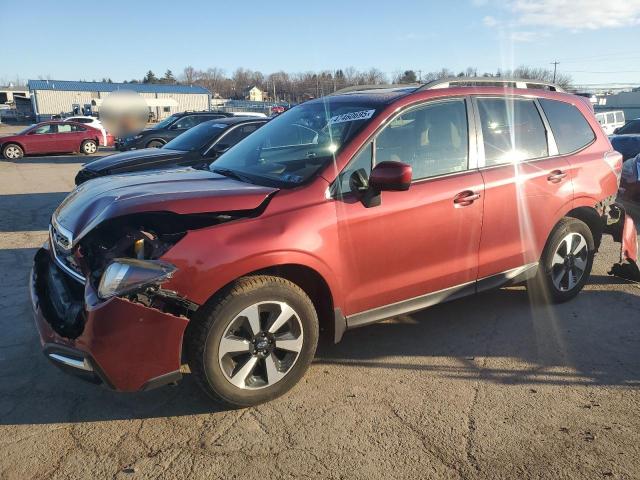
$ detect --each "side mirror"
[350,161,412,208]
[370,161,412,192]
[613,127,620,134]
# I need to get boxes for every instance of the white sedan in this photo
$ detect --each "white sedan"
[64,116,109,146]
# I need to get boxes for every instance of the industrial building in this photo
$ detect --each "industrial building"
[27,80,212,121]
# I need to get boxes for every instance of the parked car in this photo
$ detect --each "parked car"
[613,118,640,135]
[32,79,639,407]
[595,110,625,135]
[229,111,268,118]
[64,115,112,146]
[621,154,640,202]
[1,121,102,159]
[115,111,232,151]
[75,117,268,185]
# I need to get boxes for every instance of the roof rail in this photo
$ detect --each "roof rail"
[417,77,565,92]
[330,83,419,95]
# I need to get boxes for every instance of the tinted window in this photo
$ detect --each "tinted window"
[617,119,640,135]
[164,121,228,151]
[477,98,548,165]
[33,125,54,134]
[173,115,199,130]
[539,99,595,154]
[218,123,262,147]
[376,100,468,180]
[71,124,86,132]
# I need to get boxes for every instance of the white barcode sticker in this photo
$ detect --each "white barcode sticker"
[328,109,375,125]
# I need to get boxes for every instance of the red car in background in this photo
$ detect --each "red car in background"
[0,121,102,160]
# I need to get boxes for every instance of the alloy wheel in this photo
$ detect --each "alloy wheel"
[218,301,304,390]
[4,146,22,159]
[550,232,588,292]
[84,142,97,154]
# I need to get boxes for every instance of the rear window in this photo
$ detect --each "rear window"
[539,99,595,155]
[477,98,548,165]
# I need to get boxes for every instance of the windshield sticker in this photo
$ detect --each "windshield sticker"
[328,109,375,125]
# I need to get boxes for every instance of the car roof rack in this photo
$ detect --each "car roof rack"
[330,83,419,95]
[416,77,565,92]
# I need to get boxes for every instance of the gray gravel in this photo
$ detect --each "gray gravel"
[1,154,639,480]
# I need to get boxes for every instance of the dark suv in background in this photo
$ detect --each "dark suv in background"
[115,111,233,150]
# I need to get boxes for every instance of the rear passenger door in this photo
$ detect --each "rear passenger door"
[334,98,485,315]
[474,96,573,280]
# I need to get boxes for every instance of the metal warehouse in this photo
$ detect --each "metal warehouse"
[28,80,211,121]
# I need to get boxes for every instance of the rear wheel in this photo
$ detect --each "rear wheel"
[528,217,594,303]
[2,143,23,160]
[186,276,319,407]
[81,140,97,155]
[146,140,164,149]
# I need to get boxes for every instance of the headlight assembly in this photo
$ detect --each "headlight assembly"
[98,258,176,299]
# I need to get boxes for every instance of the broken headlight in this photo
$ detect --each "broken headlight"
[98,258,176,299]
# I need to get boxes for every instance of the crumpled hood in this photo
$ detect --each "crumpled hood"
[83,148,187,174]
[53,168,278,243]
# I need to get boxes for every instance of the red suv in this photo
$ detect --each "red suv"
[31,79,638,406]
[1,121,102,159]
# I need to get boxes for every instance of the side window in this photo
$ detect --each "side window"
[539,99,595,154]
[71,124,87,132]
[375,99,469,180]
[477,98,548,165]
[615,112,625,123]
[33,125,53,134]
[57,124,73,133]
[172,116,198,129]
[606,113,615,123]
[218,126,245,146]
[337,142,373,195]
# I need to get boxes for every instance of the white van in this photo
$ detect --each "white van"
[595,110,625,135]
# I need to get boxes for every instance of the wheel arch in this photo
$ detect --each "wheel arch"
[146,138,167,147]
[2,141,25,154]
[564,205,603,250]
[185,262,338,349]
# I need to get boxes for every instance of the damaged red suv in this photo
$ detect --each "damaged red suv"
[31,78,639,407]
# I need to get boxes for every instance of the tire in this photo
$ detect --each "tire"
[81,140,97,155]
[528,217,595,303]
[2,143,24,160]
[186,275,319,407]
[146,140,164,149]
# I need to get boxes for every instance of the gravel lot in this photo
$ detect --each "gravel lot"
[1,152,639,480]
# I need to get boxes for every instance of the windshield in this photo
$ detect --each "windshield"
[210,99,379,187]
[163,121,228,151]
[153,114,179,130]
[617,120,640,135]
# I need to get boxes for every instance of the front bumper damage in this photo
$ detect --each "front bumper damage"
[604,203,640,282]
[31,245,191,391]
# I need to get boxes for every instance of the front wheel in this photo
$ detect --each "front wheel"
[2,143,24,160]
[186,276,319,407]
[528,217,595,303]
[81,140,97,155]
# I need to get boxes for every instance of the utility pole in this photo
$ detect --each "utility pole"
[551,61,559,83]
[417,70,423,83]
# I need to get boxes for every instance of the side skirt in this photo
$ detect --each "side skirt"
[341,263,538,335]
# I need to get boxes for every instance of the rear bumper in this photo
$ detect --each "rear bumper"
[31,246,189,391]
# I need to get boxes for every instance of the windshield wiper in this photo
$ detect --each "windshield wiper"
[212,168,254,184]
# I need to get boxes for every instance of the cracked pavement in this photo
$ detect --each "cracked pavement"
[1,153,639,479]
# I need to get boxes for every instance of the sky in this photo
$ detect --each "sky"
[1,0,640,87]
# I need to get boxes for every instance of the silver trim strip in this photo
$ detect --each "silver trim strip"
[48,353,93,371]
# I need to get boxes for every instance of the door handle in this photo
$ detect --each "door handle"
[453,190,481,206]
[547,170,568,183]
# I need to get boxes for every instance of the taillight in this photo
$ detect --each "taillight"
[604,150,623,184]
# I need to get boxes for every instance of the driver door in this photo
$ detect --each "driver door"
[333,98,485,318]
